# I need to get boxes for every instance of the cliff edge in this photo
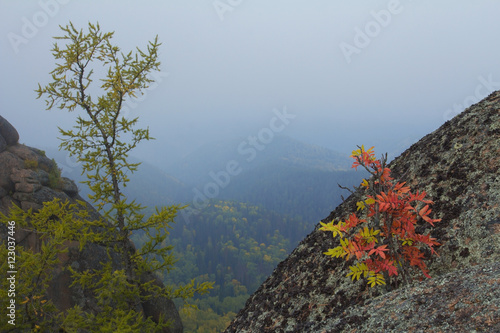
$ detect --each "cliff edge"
[0,115,183,333]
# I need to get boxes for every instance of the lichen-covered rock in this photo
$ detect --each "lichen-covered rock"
[322,261,500,332]
[225,91,500,332]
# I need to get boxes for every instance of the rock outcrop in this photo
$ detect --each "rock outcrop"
[225,91,500,332]
[0,116,19,152]
[0,117,183,333]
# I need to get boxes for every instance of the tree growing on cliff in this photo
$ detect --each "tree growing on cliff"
[34,22,212,331]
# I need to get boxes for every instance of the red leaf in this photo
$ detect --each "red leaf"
[368,245,388,259]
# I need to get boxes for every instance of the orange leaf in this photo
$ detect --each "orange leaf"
[368,245,388,259]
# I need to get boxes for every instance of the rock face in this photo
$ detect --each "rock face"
[0,116,19,152]
[0,121,183,333]
[225,91,500,332]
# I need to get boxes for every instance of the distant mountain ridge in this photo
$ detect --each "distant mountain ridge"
[165,135,352,185]
[43,148,190,207]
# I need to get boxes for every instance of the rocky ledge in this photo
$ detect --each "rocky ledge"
[225,91,500,332]
[0,116,183,333]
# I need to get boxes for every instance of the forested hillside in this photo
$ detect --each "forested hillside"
[131,199,313,331]
[220,163,364,221]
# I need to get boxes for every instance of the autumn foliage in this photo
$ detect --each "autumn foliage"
[320,146,441,287]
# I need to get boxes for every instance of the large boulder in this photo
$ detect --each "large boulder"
[0,116,19,151]
[225,91,500,332]
[0,144,74,212]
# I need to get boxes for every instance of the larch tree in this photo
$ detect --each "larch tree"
[34,22,212,331]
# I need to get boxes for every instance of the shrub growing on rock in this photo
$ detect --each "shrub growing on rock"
[47,159,62,189]
[321,146,441,288]
[23,159,38,170]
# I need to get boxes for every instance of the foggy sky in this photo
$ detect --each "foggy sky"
[1,0,500,168]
